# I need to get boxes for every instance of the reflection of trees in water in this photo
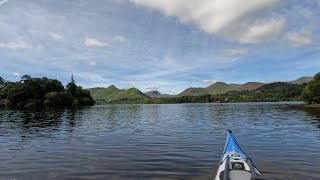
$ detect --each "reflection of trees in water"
[0,107,93,141]
[0,109,64,150]
[65,108,78,128]
[303,109,320,128]
[63,107,87,132]
[14,109,64,136]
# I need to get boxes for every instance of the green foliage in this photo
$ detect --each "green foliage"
[0,82,16,95]
[21,75,31,81]
[99,82,307,104]
[302,72,320,103]
[0,76,4,86]
[0,75,95,108]
[90,85,148,103]
[178,82,265,96]
[44,92,74,106]
[66,82,77,96]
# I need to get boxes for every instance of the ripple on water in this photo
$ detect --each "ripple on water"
[0,102,320,179]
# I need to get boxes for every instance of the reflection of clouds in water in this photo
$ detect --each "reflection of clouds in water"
[0,103,319,179]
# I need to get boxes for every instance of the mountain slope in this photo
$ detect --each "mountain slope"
[207,82,241,94]
[107,88,149,102]
[290,76,313,84]
[178,77,309,96]
[89,85,120,101]
[179,82,241,96]
[178,87,209,96]
[89,86,149,102]
[238,82,265,91]
[145,91,162,97]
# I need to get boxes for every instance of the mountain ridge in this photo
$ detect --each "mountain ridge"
[178,76,312,96]
[88,85,149,103]
[88,76,313,102]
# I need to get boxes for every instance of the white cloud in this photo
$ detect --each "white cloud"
[84,37,108,47]
[114,35,127,43]
[202,79,219,84]
[0,0,9,6]
[74,72,106,82]
[297,7,313,19]
[239,18,285,44]
[217,48,249,58]
[146,86,158,91]
[48,32,63,41]
[130,0,281,43]
[0,41,28,50]
[12,72,20,77]
[89,61,97,66]
[287,28,312,47]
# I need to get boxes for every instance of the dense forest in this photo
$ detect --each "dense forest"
[109,82,308,104]
[302,72,320,103]
[0,75,95,108]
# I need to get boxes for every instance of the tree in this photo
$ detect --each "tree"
[66,82,77,96]
[21,75,31,81]
[0,75,95,108]
[302,72,320,103]
[0,76,4,90]
[0,76,4,85]
[71,74,75,83]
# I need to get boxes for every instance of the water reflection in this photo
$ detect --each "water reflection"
[0,103,319,179]
[300,108,320,129]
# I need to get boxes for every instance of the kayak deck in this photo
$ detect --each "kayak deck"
[214,130,272,180]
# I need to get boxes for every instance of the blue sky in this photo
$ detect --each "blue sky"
[0,0,319,94]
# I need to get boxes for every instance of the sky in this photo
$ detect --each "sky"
[0,0,319,94]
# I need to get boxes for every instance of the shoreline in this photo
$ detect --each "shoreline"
[288,103,320,110]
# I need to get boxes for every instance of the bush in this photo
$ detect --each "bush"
[302,72,320,103]
[80,96,95,106]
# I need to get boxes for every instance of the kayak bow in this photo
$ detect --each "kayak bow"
[214,130,272,180]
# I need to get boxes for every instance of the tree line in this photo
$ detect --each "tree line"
[0,75,95,108]
[302,72,320,104]
[114,82,307,104]
[105,72,320,104]
[1,72,319,106]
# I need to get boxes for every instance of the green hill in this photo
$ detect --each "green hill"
[107,88,149,102]
[207,82,241,94]
[178,77,309,96]
[88,87,109,94]
[238,82,265,91]
[145,91,162,97]
[89,85,119,101]
[290,76,313,84]
[178,87,209,96]
[178,82,241,96]
[89,86,149,103]
[145,91,175,98]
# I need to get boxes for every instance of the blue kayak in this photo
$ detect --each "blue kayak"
[214,130,272,180]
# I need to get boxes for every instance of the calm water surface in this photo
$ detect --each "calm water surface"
[0,102,320,180]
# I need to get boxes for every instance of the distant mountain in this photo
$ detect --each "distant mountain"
[145,91,162,97]
[178,76,312,96]
[87,76,313,102]
[87,87,105,94]
[178,87,209,96]
[89,85,149,102]
[179,82,242,96]
[89,85,119,101]
[145,90,175,97]
[238,82,265,91]
[207,82,241,94]
[290,76,313,84]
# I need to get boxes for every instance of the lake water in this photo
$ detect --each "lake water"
[0,102,320,180]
